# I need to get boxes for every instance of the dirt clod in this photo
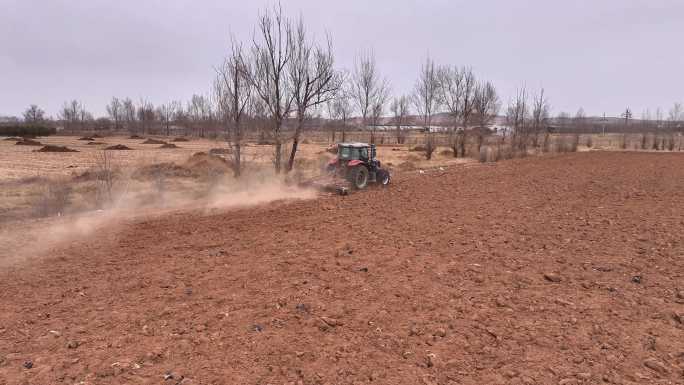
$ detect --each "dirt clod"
[643,358,669,375]
[544,273,563,283]
[23,361,33,369]
[66,340,79,349]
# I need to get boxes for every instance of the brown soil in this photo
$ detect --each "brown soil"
[35,145,78,153]
[129,135,144,139]
[86,141,106,145]
[15,139,42,146]
[172,137,190,142]
[3,137,21,141]
[1,152,683,384]
[142,139,167,145]
[105,144,132,150]
[159,143,179,149]
[91,134,104,139]
[78,137,94,141]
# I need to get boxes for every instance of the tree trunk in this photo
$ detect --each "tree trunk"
[286,117,304,173]
[274,141,282,173]
[233,143,241,178]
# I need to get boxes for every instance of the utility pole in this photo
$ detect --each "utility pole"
[602,113,607,136]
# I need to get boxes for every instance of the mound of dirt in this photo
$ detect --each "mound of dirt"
[86,141,106,145]
[209,147,232,155]
[185,152,232,175]
[78,136,94,141]
[142,139,167,145]
[105,144,132,150]
[159,143,179,149]
[129,135,144,139]
[409,145,426,152]
[172,137,189,142]
[3,137,21,141]
[439,149,454,156]
[15,139,42,146]
[35,145,78,153]
[326,145,338,154]
[91,133,104,138]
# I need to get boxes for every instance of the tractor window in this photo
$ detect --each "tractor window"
[339,146,351,159]
[359,147,368,159]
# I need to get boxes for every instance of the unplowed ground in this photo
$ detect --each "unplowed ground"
[1,152,683,385]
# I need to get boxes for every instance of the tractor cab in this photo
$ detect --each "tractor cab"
[337,142,374,162]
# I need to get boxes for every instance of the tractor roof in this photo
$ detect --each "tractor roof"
[338,142,371,148]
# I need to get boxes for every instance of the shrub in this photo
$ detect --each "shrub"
[0,124,56,137]
[33,179,72,217]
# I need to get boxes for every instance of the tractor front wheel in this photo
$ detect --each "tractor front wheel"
[349,166,369,190]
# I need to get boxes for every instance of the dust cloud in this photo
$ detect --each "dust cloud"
[0,173,317,267]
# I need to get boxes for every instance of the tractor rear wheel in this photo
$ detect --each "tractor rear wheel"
[349,166,369,190]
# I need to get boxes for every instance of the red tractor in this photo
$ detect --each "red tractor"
[326,142,391,190]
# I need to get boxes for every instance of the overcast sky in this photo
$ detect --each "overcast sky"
[1,0,683,118]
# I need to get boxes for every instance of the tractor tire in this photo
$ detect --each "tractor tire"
[349,166,369,190]
[377,169,391,186]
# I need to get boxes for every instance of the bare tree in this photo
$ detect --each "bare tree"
[331,78,353,142]
[215,38,253,177]
[122,98,136,132]
[23,104,45,125]
[137,99,155,134]
[157,101,179,136]
[187,94,211,137]
[573,108,587,132]
[286,18,340,172]
[506,87,529,152]
[390,95,410,144]
[350,50,390,144]
[106,97,123,130]
[249,4,295,173]
[438,66,475,156]
[78,106,93,131]
[530,88,550,148]
[472,81,500,152]
[59,100,81,132]
[439,65,464,156]
[413,56,441,159]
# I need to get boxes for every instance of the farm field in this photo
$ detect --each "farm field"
[0,152,682,384]
[0,134,472,223]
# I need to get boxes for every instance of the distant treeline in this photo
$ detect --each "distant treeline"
[0,124,57,137]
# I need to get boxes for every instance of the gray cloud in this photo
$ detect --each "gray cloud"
[1,0,682,118]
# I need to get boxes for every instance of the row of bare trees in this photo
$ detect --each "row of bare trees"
[12,4,684,175]
[409,57,501,159]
